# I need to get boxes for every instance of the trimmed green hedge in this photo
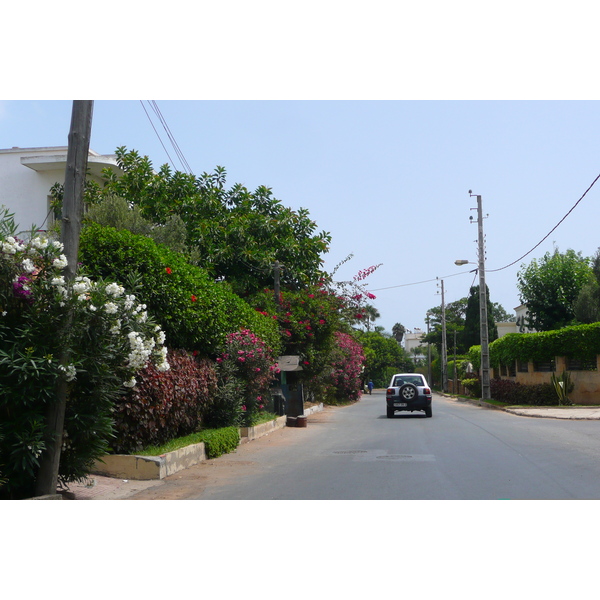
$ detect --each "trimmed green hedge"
[79,223,281,357]
[467,322,600,369]
[198,427,240,459]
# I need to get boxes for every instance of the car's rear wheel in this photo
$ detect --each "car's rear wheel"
[387,406,395,418]
[424,406,432,418]
[399,383,418,401]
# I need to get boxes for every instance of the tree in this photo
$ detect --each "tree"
[462,285,499,351]
[517,247,592,331]
[100,148,332,295]
[422,297,468,354]
[392,322,406,343]
[361,304,380,332]
[573,248,600,324]
[357,330,413,386]
[491,303,515,323]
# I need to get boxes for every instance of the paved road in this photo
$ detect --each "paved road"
[144,390,600,500]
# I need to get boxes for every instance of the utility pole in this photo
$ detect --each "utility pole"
[453,328,457,394]
[35,100,93,496]
[426,312,432,386]
[440,279,448,393]
[471,192,491,402]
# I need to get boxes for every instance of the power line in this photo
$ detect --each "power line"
[369,270,472,292]
[148,101,194,174]
[487,171,600,273]
[139,100,194,175]
[139,101,177,169]
[370,170,600,293]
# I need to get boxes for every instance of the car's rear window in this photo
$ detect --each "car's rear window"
[393,375,424,387]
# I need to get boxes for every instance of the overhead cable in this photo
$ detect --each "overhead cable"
[487,171,600,273]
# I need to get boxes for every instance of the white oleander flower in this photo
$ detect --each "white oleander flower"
[104,302,118,314]
[52,254,68,269]
[22,258,36,273]
[105,282,124,297]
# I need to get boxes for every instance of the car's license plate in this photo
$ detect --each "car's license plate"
[394,402,407,407]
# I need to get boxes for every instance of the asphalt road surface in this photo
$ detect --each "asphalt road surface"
[131,390,600,500]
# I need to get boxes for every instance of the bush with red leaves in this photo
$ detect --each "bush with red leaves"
[111,349,217,454]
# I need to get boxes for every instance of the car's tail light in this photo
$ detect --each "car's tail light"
[424,387,431,395]
[387,388,395,395]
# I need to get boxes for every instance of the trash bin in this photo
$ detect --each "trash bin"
[296,415,307,428]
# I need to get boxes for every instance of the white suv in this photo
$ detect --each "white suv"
[386,373,432,418]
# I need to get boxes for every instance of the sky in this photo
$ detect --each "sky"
[2,99,600,336]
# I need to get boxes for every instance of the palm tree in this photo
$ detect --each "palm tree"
[362,304,381,332]
[392,322,406,343]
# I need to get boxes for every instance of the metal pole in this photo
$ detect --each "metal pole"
[476,194,491,402]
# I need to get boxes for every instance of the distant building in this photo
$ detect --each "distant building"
[0,146,121,233]
[404,328,426,359]
[496,304,535,338]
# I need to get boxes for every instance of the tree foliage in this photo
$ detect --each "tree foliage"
[93,148,332,295]
[462,285,498,351]
[356,330,413,387]
[517,247,592,331]
[573,248,600,324]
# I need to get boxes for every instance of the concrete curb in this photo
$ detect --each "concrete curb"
[240,415,287,443]
[92,441,207,480]
[91,405,324,481]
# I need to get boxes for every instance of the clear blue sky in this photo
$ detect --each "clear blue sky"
[2,100,599,334]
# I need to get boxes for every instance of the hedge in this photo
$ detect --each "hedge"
[110,350,217,454]
[79,223,281,357]
[467,322,600,369]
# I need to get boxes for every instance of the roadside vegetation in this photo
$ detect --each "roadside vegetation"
[0,148,409,499]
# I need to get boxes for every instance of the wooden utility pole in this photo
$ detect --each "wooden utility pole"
[35,101,93,496]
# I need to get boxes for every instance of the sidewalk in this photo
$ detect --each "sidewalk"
[453,396,600,420]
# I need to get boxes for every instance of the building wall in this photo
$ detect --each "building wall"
[493,356,600,405]
[0,146,119,234]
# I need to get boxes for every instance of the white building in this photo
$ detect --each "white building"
[496,304,535,338]
[0,146,121,234]
[404,328,426,357]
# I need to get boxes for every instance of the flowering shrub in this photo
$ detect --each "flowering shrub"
[322,332,366,404]
[0,210,169,498]
[110,350,217,454]
[205,329,279,428]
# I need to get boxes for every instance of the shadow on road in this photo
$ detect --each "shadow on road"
[377,413,428,419]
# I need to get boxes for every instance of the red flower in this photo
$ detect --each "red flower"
[165,267,172,274]
[191,294,197,302]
